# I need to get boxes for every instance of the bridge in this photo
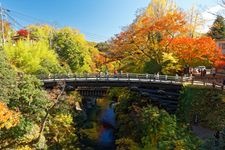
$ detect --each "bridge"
[39,73,223,113]
[41,73,188,87]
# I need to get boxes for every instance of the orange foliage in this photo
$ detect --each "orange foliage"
[109,27,137,60]
[93,53,107,70]
[162,37,222,66]
[214,60,225,69]
[0,101,20,129]
[109,11,187,63]
[137,11,187,38]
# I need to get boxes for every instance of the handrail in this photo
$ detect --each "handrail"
[38,73,191,83]
[38,73,225,90]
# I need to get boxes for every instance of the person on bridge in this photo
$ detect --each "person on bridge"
[156,72,159,80]
[211,67,216,77]
[119,70,123,78]
[105,70,109,79]
[114,69,118,78]
[175,74,179,80]
[202,69,206,77]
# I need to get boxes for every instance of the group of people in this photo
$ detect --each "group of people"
[97,69,123,78]
[199,68,207,77]
[188,67,206,76]
[188,67,218,77]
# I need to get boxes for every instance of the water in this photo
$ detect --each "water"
[98,105,116,149]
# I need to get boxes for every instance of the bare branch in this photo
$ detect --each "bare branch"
[37,81,66,142]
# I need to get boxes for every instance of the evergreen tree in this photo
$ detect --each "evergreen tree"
[207,15,225,39]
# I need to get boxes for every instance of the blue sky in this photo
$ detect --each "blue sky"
[0,0,218,42]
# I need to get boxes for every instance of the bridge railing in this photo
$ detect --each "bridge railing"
[38,73,192,83]
[38,73,225,90]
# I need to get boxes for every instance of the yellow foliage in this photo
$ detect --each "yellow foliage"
[48,113,76,145]
[19,124,40,143]
[4,40,62,74]
[16,145,33,150]
[54,114,73,127]
[145,0,177,18]
[0,101,20,129]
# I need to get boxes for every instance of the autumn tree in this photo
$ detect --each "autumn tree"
[109,0,187,73]
[17,29,29,38]
[207,15,225,40]
[162,36,222,67]
[0,101,20,129]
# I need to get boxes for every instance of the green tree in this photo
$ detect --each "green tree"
[207,15,225,39]
[9,75,51,123]
[141,106,200,150]
[0,75,51,149]
[177,85,225,130]
[0,40,78,149]
[0,50,49,149]
[95,42,110,52]
[52,27,94,73]
[0,49,17,103]
[0,75,80,149]
[111,88,201,149]
[4,40,64,74]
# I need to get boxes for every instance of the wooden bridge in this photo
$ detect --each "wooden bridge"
[40,73,189,87]
[39,73,224,113]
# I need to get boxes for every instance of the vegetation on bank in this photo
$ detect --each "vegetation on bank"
[177,85,225,131]
[0,49,81,149]
[177,85,225,149]
[108,88,201,149]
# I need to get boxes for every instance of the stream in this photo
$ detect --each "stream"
[98,103,116,149]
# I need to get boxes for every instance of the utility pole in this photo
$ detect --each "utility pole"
[0,3,5,46]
